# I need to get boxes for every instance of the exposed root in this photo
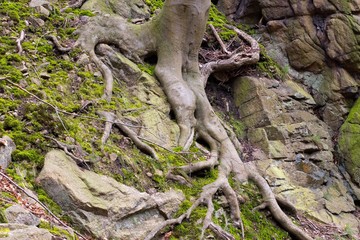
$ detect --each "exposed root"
[97,111,158,160]
[246,162,313,240]
[201,25,260,84]
[76,2,313,239]
[16,30,25,55]
[45,35,73,53]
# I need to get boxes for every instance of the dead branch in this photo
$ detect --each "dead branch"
[45,35,72,53]
[209,24,231,55]
[97,111,158,160]
[16,30,25,55]
[0,171,88,240]
[201,26,260,85]
[45,136,90,168]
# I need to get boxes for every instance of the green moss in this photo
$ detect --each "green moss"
[0,227,10,237]
[38,221,76,239]
[144,0,164,14]
[208,4,236,41]
[35,188,63,216]
[257,44,286,80]
[137,63,155,75]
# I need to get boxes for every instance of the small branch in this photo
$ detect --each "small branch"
[209,24,231,55]
[0,171,88,240]
[208,222,235,240]
[16,30,25,55]
[45,136,90,168]
[45,35,72,53]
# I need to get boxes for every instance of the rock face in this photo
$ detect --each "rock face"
[0,223,52,240]
[339,98,360,185]
[0,136,16,170]
[234,76,360,233]
[221,0,360,133]
[37,150,184,239]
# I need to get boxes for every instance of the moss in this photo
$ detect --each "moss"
[35,188,63,216]
[257,44,286,80]
[144,0,164,14]
[38,221,76,239]
[208,4,236,41]
[0,227,10,237]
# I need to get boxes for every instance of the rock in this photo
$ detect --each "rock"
[0,223,52,240]
[339,98,360,185]
[0,136,16,170]
[4,205,40,226]
[29,0,49,7]
[37,150,184,239]
[39,72,50,79]
[82,0,150,19]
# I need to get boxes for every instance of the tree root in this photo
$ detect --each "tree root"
[75,2,313,239]
[45,35,73,53]
[16,30,25,55]
[97,111,158,160]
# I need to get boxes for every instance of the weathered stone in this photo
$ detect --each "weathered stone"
[325,196,355,214]
[37,150,184,239]
[0,136,16,170]
[0,223,52,240]
[259,0,293,20]
[82,0,150,19]
[339,98,360,185]
[325,14,360,71]
[286,39,325,73]
[4,205,40,226]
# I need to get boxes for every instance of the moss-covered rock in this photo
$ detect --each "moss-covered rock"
[339,98,360,185]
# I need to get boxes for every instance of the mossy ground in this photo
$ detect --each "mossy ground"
[1,0,290,239]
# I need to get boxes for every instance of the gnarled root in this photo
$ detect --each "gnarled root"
[97,111,158,160]
[76,2,313,239]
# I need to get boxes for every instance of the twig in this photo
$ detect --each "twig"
[16,30,25,55]
[0,171,88,240]
[44,136,90,168]
[209,24,231,55]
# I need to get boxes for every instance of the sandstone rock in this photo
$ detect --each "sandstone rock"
[4,205,40,226]
[0,136,16,170]
[37,150,184,239]
[0,223,52,240]
[325,14,360,71]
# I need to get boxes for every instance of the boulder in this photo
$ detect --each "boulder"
[37,150,184,239]
[0,223,52,240]
[0,136,16,170]
[4,205,40,226]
